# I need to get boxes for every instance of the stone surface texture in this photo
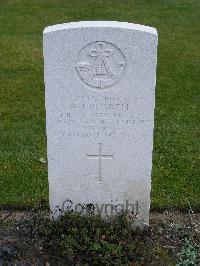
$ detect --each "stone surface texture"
[43,21,158,224]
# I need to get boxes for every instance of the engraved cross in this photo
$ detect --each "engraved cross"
[86,143,114,182]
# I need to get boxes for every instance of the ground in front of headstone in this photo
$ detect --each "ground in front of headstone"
[0,210,199,265]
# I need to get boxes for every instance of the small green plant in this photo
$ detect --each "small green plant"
[35,210,161,265]
[177,238,198,266]
[174,220,200,266]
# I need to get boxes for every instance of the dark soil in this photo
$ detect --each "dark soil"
[0,210,199,265]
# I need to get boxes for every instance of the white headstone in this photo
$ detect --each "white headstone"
[43,21,158,225]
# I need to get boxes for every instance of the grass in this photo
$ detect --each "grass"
[0,0,199,209]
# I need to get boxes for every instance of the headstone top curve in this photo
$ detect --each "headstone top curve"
[43,21,157,36]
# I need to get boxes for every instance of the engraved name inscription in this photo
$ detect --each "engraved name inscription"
[47,94,151,139]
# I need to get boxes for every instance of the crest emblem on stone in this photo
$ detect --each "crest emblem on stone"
[75,41,126,88]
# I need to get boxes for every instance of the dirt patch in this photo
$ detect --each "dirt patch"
[0,210,200,265]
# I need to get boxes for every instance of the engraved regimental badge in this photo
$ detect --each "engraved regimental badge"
[76,41,126,89]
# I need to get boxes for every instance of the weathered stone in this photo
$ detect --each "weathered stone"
[43,21,158,225]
